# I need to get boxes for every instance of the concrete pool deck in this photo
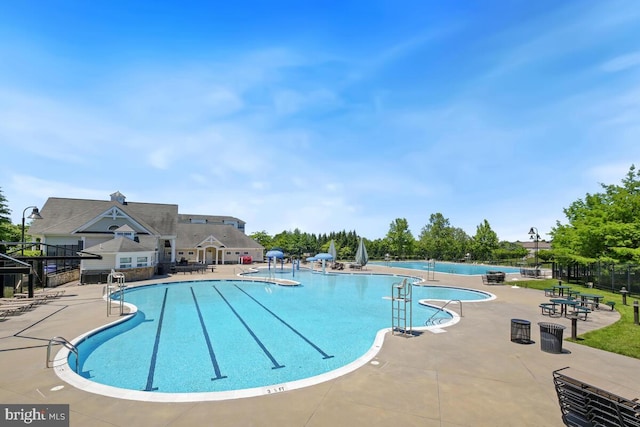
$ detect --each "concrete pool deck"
[1,264,639,426]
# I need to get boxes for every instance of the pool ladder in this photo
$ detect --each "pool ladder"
[391,278,413,336]
[425,299,462,326]
[46,336,78,373]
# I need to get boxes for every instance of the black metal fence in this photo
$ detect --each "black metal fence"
[554,262,640,296]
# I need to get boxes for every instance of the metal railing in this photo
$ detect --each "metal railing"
[46,336,78,373]
[425,299,462,326]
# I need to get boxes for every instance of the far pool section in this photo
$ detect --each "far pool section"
[373,261,520,275]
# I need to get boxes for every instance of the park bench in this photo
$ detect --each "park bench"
[571,306,591,320]
[171,263,207,274]
[539,303,558,315]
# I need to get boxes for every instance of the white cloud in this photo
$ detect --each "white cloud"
[587,163,635,186]
[601,51,640,73]
[148,147,175,170]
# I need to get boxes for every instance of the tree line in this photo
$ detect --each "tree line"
[249,165,640,266]
[249,215,529,264]
[3,164,638,266]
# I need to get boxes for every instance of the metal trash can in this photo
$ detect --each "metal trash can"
[511,319,531,344]
[538,322,566,353]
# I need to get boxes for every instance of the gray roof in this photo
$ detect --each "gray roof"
[83,237,154,253]
[176,223,262,249]
[29,197,178,237]
[177,213,245,225]
[114,224,136,233]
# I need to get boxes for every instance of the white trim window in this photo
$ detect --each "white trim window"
[119,257,132,269]
[137,256,148,267]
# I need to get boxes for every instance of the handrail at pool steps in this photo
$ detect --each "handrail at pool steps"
[425,299,462,326]
[47,336,78,373]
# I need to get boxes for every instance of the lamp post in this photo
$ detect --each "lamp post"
[528,226,540,277]
[21,206,43,255]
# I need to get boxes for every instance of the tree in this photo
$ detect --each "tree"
[418,213,449,260]
[471,219,499,261]
[0,187,16,243]
[417,213,470,261]
[493,241,528,262]
[386,218,415,259]
[249,230,273,249]
[551,165,640,264]
[0,187,10,224]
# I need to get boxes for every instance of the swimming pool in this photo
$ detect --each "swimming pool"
[58,270,493,402]
[372,261,520,275]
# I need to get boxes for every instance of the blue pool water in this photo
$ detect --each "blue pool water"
[69,270,492,398]
[372,261,520,275]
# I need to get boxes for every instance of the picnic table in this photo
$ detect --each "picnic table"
[552,285,572,297]
[579,293,605,309]
[550,298,579,316]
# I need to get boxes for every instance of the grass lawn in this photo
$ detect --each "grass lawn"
[518,278,640,359]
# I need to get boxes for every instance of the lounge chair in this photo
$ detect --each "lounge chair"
[0,300,36,314]
[0,306,22,318]
[9,294,50,304]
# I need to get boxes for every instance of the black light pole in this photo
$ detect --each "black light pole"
[21,206,43,255]
[528,226,540,276]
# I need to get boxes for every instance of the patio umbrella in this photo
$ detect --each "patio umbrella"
[328,240,337,266]
[315,252,333,274]
[354,237,369,268]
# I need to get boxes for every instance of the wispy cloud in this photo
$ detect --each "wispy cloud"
[601,51,640,73]
[2,1,639,243]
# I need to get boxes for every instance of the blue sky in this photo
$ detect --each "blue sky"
[1,1,639,242]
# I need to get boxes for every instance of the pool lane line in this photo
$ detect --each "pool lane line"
[234,285,334,360]
[212,285,285,370]
[145,288,168,391]
[190,287,227,381]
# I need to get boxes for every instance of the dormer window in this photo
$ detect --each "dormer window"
[113,224,136,240]
[115,230,135,240]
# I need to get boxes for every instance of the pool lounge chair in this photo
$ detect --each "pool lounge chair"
[0,306,21,318]
[0,300,37,315]
[9,294,51,304]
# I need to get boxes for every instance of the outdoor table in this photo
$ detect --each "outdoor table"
[553,285,572,297]
[579,293,605,309]
[567,290,581,298]
[550,298,579,316]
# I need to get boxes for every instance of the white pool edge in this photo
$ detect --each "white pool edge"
[53,282,474,402]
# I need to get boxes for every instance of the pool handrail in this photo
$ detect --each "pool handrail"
[47,336,78,373]
[425,299,463,326]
